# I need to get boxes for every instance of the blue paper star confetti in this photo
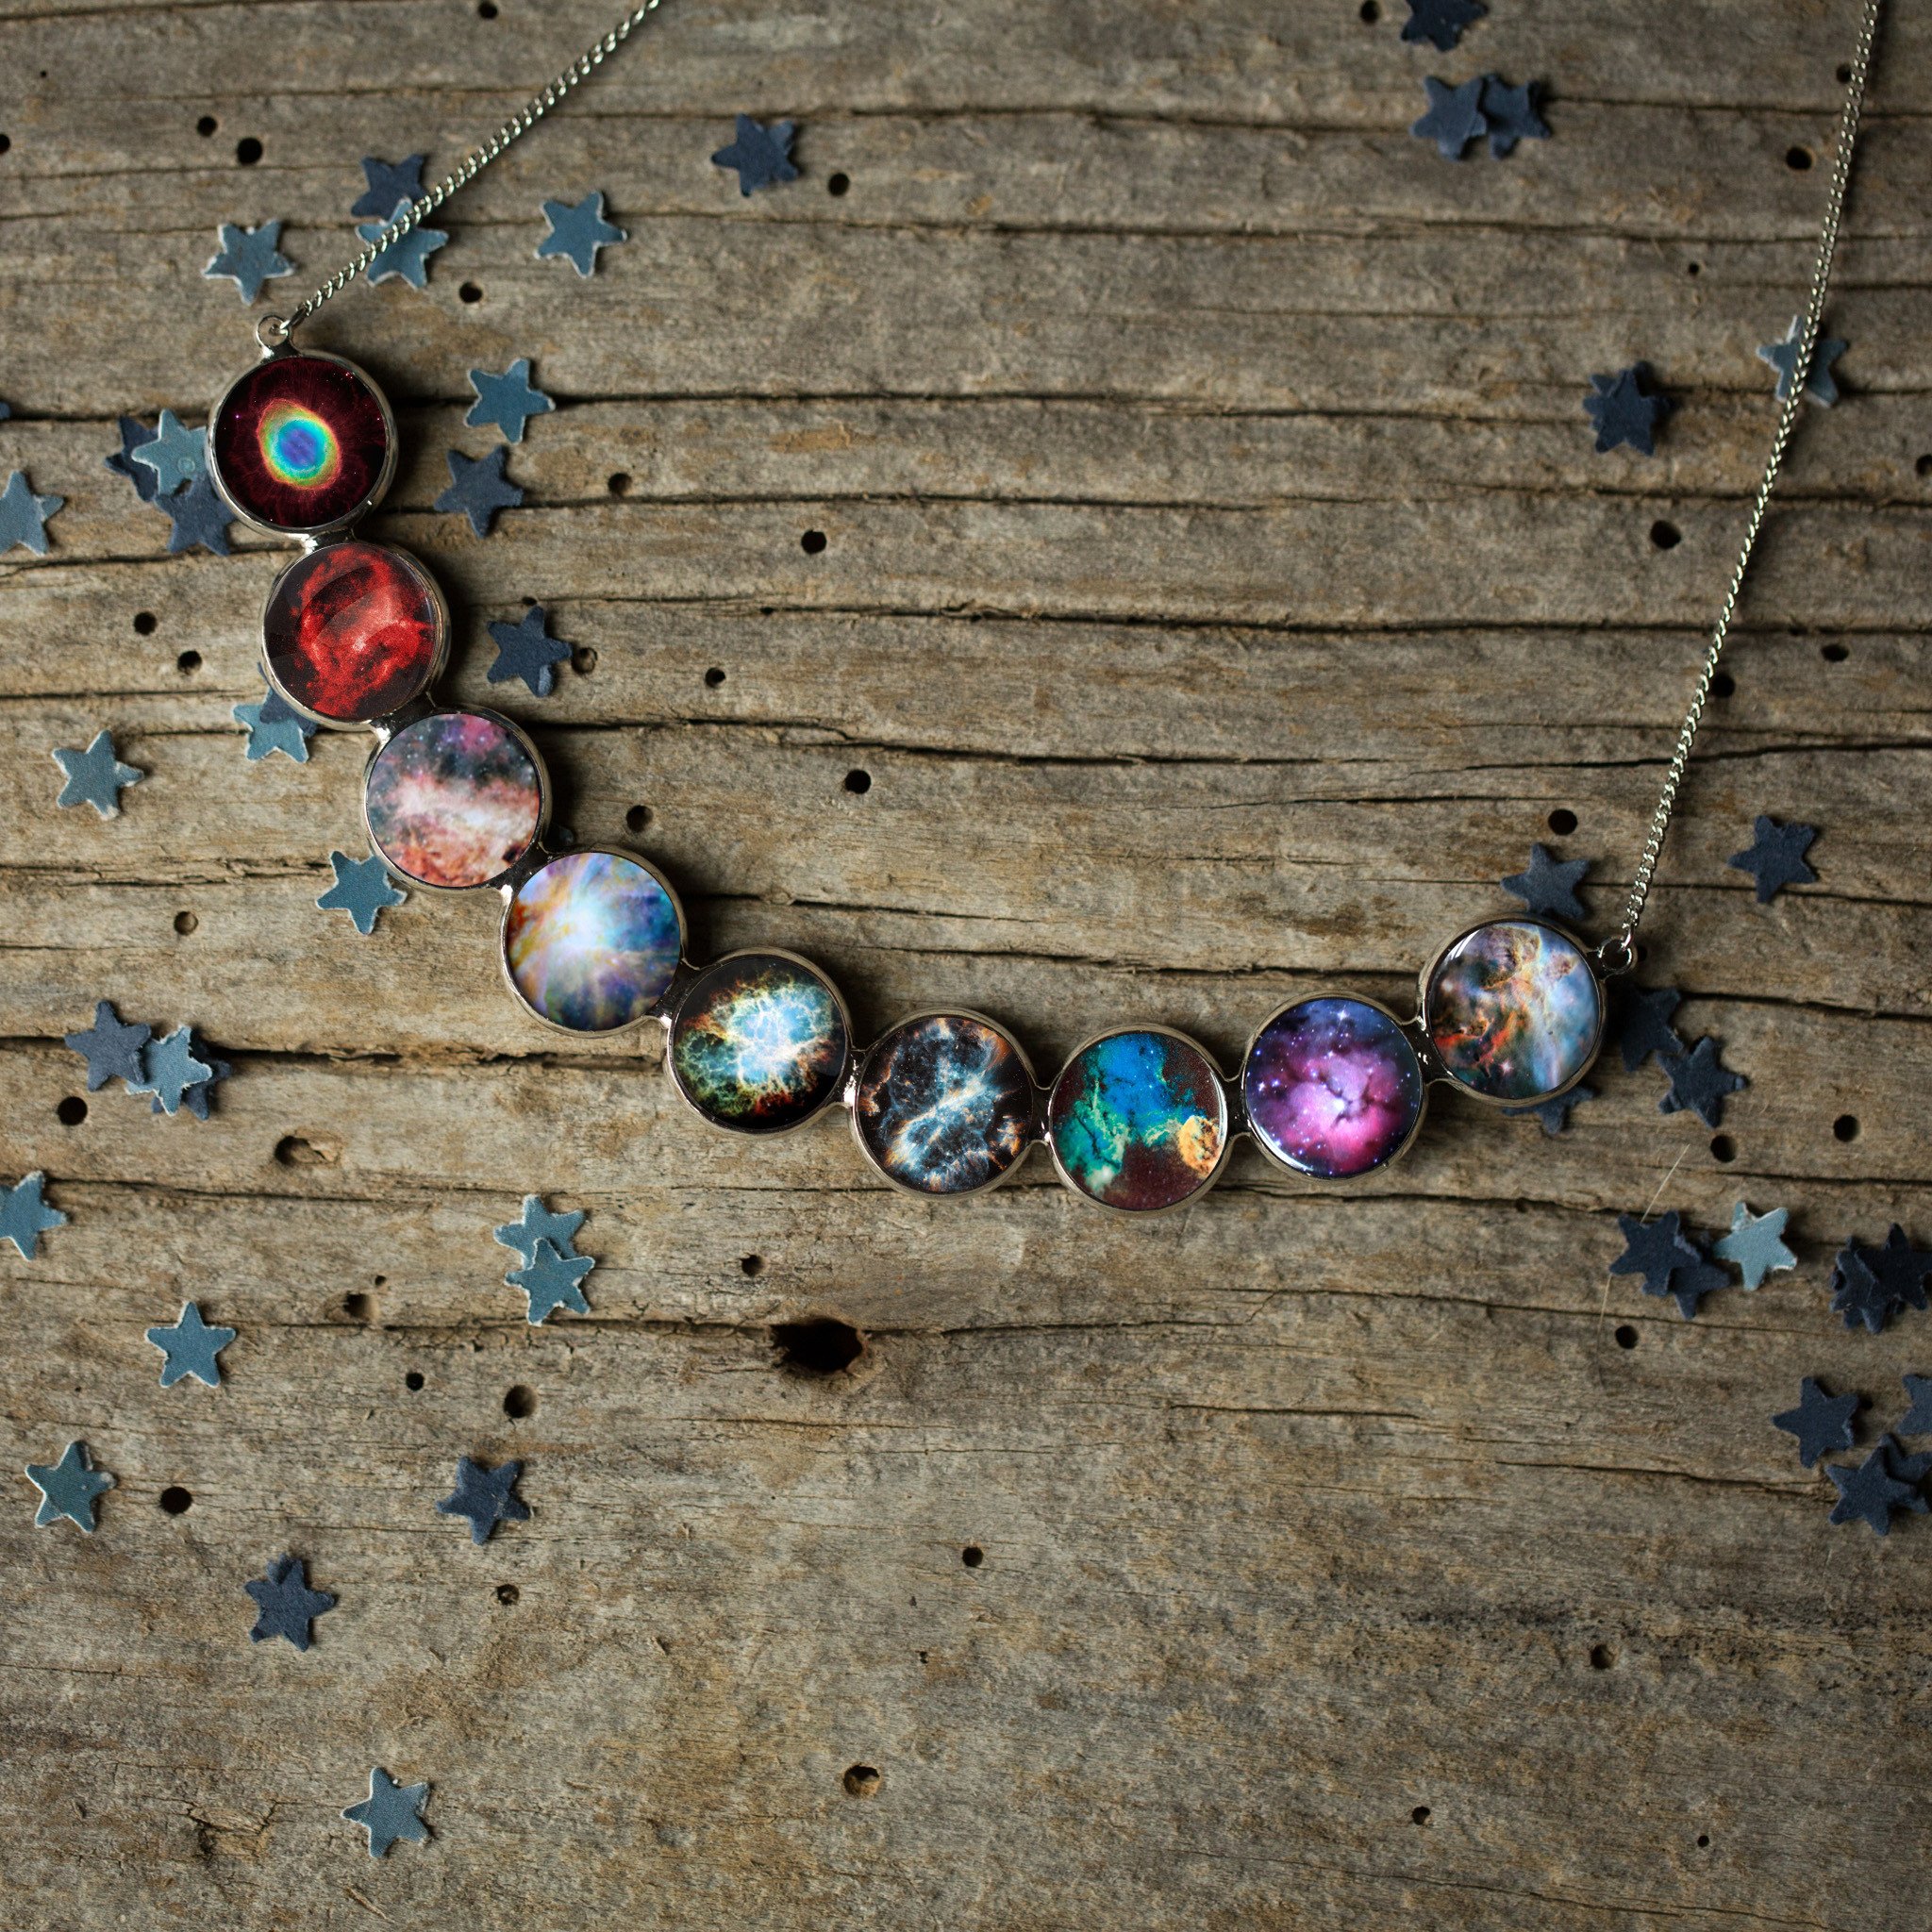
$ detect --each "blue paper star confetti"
[1503,1085,1593,1136]
[1657,1036,1746,1129]
[508,1240,595,1324]
[0,470,64,555]
[1664,1252,1731,1321]
[1828,1226,1931,1336]
[1608,1209,1701,1299]
[234,680,316,763]
[1,1172,67,1260]
[105,417,162,503]
[1727,815,1817,903]
[146,1301,236,1389]
[1883,1437,1932,1502]
[1501,842,1590,921]
[466,358,554,444]
[1757,316,1846,407]
[493,1193,587,1268]
[711,113,801,194]
[537,190,626,275]
[357,201,448,290]
[1401,0,1485,51]
[52,730,143,818]
[1826,1441,1919,1536]
[131,409,208,495]
[160,1029,229,1122]
[1480,76,1549,158]
[1901,1374,1932,1437]
[1584,366,1668,457]
[436,1456,529,1545]
[351,154,427,220]
[1773,1377,1859,1468]
[1409,75,1489,159]
[317,850,408,935]
[1617,983,1686,1072]
[435,445,524,537]
[204,220,294,305]
[486,605,571,696]
[25,1441,113,1532]
[1713,1201,1796,1290]
[130,1025,214,1115]
[342,1767,430,1858]
[158,474,235,556]
[64,1000,151,1091]
[245,1554,336,1650]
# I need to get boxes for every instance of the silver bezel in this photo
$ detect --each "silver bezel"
[207,344,400,542]
[1415,914,1607,1108]
[360,706,553,896]
[846,1007,1042,1200]
[1042,1021,1233,1218]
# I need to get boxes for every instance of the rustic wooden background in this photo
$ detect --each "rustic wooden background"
[1,0,1927,1922]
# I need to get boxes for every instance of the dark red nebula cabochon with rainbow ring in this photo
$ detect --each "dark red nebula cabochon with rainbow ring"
[263,541,444,724]
[211,352,393,534]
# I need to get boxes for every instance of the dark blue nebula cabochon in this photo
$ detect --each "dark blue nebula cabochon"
[853,1013,1037,1194]
[670,952,849,1134]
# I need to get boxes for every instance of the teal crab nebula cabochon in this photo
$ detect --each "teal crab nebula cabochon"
[670,952,849,1134]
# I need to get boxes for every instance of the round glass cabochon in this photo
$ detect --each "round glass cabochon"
[502,850,684,1034]
[365,710,543,891]
[1424,918,1602,1102]
[1242,996,1425,1180]
[853,1012,1036,1195]
[211,351,393,534]
[263,540,443,724]
[1046,1026,1227,1212]
[670,952,849,1135]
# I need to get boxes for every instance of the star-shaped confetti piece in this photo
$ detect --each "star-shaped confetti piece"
[466,358,554,444]
[1713,1201,1795,1290]
[537,190,626,275]
[342,1767,430,1858]
[233,689,315,762]
[351,154,427,220]
[1584,366,1668,457]
[1757,316,1846,407]
[131,409,208,495]
[1503,1085,1593,1136]
[52,730,143,818]
[317,849,408,935]
[1657,1035,1746,1129]
[1830,1243,1895,1335]
[105,417,162,503]
[1501,842,1590,921]
[245,1554,336,1650]
[129,1025,213,1116]
[146,1301,236,1389]
[1614,984,1684,1074]
[711,113,801,195]
[1773,1376,1859,1469]
[1,1172,67,1260]
[486,605,571,695]
[357,200,448,290]
[159,1028,229,1123]
[204,220,294,305]
[435,445,524,537]
[0,470,64,555]
[1409,75,1489,159]
[1827,1441,1919,1536]
[1727,815,1817,903]
[1847,1226,1931,1325]
[1480,76,1549,158]
[158,473,235,556]
[493,1193,587,1268]
[508,1239,595,1324]
[25,1441,112,1531]
[1900,1374,1932,1437]
[64,1000,152,1091]
[436,1456,529,1545]
[1882,1437,1932,1503]
[1401,0,1485,51]
[1608,1209,1700,1299]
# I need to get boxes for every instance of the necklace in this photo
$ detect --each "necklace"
[199,0,1882,1215]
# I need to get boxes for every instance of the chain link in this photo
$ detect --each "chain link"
[1608,0,1884,960]
[258,0,663,347]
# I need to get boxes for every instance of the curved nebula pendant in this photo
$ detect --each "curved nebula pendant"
[502,849,685,1033]
[263,540,446,724]
[364,710,544,891]
[669,951,850,1135]
[852,1011,1038,1196]
[1242,995,1426,1179]
[1046,1026,1227,1213]
[1423,917,1603,1103]
[208,349,396,537]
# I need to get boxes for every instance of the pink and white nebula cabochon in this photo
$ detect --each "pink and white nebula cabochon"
[1241,996,1425,1179]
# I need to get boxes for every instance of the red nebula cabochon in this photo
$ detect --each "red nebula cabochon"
[210,351,394,534]
[263,540,445,724]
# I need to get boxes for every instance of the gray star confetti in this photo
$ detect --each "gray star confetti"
[1480,76,1549,158]
[1503,1085,1593,1136]
[537,190,626,275]
[357,201,448,289]
[436,1455,529,1544]
[1501,842,1590,921]
[1714,1201,1796,1290]
[1608,1209,1700,1300]
[158,473,235,556]
[1401,0,1485,50]
[1584,366,1668,457]
[234,688,315,762]
[64,1000,152,1091]
[493,1194,587,1268]
[1831,1243,1895,1335]
[435,445,524,537]
[1409,75,1488,159]
[130,1025,213,1116]
[146,1301,236,1389]
[1901,1374,1932,1437]
[1616,983,1686,1073]
[1882,1437,1932,1503]
[508,1240,595,1324]
[52,730,143,818]
[487,605,571,696]
[25,1441,112,1531]
[1849,1226,1931,1324]
[466,358,554,444]
[0,470,64,555]
[1664,1253,1731,1322]
[1827,1441,1918,1536]
[1657,1035,1746,1129]
[106,417,162,503]
[160,1029,229,1122]
[245,1554,336,1650]
[1773,1376,1859,1469]
[204,220,294,304]
[1757,316,1846,407]
[317,849,407,935]
[342,1767,430,1858]
[1727,815,1817,903]
[131,409,208,495]
[351,154,426,220]
[711,114,801,194]
[1,1172,67,1260]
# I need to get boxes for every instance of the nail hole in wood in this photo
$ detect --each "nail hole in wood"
[1709,1134,1736,1162]
[1614,1324,1639,1350]
[458,281,484,305]
[174,909,197,935]
[405,1371,425,1392]
[1820,641,1849,662]
[571,645,597,676]
[771,1316,864,1375]
[478,0,499,15]
[235,136,262,166]
[133,610,158,635]
[1686,260,1701,276]
[961,1545,984,1568]
[1697,1833,1711,1848]
[1359,0,1379,17]
[625,804,651,833]
[176,649,202,673]
[1709,669,1735,698]
[800,528,827,556]
[0,135,10,157]
[842,1765,881,1798]
[740,1254,764,1277]
[1785,144,1813,171]
[1411,1806,1431,1825]
[844,769,872,794]
[1836,62,1854,82]
[1916,454,1932,479]
[158,1486,192,1515]
[274,1134,337,1167]
[1833,1113,1859,1142]
[56,1096,87,1127]
[496,1583,520,1606]
[606,471,630,494]
[343,1291,374,1321]
[1649,519,1681,551]
[503,1385,536,1420]
[197,115,217,137]
[1590,1642,1616,1669]
[1546,807,1577,836]
[704,666,726,687]
[826,171,850,196]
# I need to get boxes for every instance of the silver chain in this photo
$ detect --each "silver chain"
[257,0,663,348]
[1605,0,1884,969]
